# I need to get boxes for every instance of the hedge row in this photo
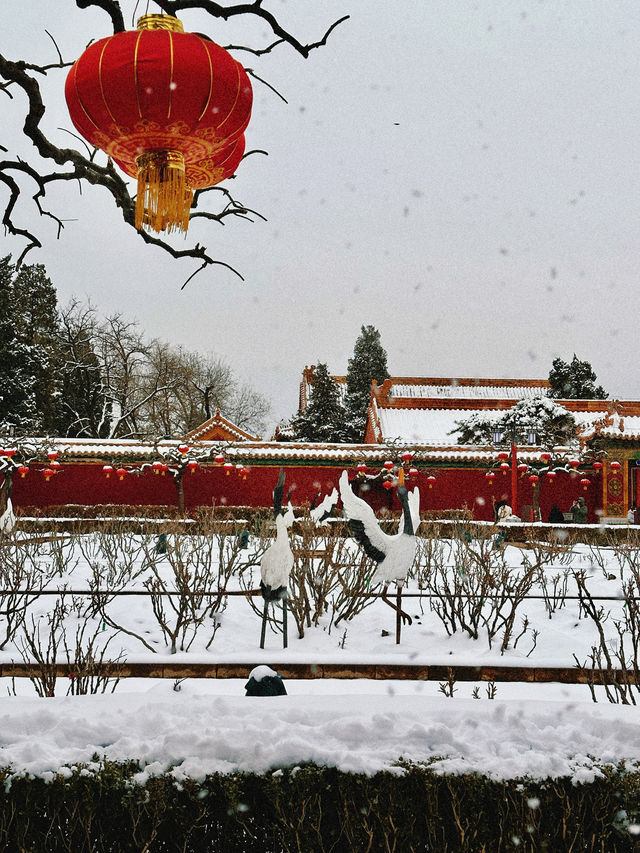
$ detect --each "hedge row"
[0,761,638,851]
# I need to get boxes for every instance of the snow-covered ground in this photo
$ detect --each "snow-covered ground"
[0,528,638,783]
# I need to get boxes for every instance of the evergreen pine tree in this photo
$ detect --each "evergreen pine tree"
[0,256,38,432]
[0,258,62,435]
[342,325,390,442]
[548,355,607,399]
[13,263,61,433]
[292,362,346,442]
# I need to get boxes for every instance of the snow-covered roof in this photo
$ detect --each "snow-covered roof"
[31,437,547,465]
[368,396,640,445]
[386,379,550,400]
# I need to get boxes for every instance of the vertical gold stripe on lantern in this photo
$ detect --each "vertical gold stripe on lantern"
[216,61,242,131]
[167,30,174,119]
[133,31,143,119]
[196,39,214,123]
[97,37,120,130]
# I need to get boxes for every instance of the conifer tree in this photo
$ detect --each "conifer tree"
[292,362,346,442]
[548,354,607,399]
[342,325,390,442]
[0,258,61,435]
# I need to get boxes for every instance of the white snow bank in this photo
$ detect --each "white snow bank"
[0,685,638,785]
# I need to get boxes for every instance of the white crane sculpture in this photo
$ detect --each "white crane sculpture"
[310,487,338,525]
[258,468,295,649]
[339,468,420,643]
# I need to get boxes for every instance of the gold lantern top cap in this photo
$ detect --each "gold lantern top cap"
[137,14,184,32]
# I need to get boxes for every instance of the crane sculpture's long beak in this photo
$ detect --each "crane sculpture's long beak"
[398,467,405,486]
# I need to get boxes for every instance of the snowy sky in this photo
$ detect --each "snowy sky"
[4,1,640,432]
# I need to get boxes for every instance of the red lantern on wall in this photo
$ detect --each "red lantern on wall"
[187,460,199,474]
[103,465,114,478]
[546,471,556,482]
[485,471,495,482]
[540,453,551,464]
[382,480,394,490]
[383,460,394,471]
[569,459,581,469]
[116,468,128,480]
[517,463,528,474]
[17,465,29,478]
[42,468,55,482]
[580,478,590,491]
[426,475,436,489]
[65,14,253,235]
[528,474,539,485]
[610,460,621,471]
[500,462,510,473]
[592,461,603,471]
[356,462,367,474]
[497,452,509,461]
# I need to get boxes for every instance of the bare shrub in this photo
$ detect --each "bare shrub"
[0,539,48,649]
[574,569,640,704]
[425,532,538,653]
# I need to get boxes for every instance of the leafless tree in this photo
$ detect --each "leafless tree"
[0,2,349,285]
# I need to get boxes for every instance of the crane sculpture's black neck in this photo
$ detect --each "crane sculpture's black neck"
[398,486,413,535]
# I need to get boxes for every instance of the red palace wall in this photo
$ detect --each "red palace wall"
[8,462,603,523]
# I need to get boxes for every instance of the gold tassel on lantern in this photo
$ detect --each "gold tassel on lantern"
[135,150,193,234]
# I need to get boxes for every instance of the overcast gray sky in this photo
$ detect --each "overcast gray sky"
[4,1,640,433]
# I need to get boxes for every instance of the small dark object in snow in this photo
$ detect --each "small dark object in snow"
[245,665,287,696]
[381,629,391,637]
[156,533,167,554]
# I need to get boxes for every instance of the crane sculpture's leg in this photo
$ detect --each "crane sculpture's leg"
[282,594,288,649]
[380,584,413,631]
[260,599,269,650]
[396,586,402,645]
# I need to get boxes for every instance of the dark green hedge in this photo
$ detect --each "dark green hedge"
[0,761,638,851]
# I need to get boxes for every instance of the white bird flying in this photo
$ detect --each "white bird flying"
[339,469,419,628]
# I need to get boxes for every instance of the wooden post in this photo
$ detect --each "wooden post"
[511,442,518,516]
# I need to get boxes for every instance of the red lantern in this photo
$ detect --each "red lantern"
[356,462,367,474]
[239,466,250,480]
[103,465,114,478]
[65,15,253,235]
[17,465,28,478]
[152,461,164,475]
[382,480,394,490]
[159,463,169,476]
[497,451,509,461]
[580,478,590,490]
[426,475,436,489]
[4,449,16,459]
[116,468,128,480]
[215,454,225,466]
[178,444,190,455]
[610,460,621,471]
[42,468,54,482]
[223,462,234,476]
[187,460,199,474]
[592,461,603,471]
[401,451,413,464]
[569,459,580,469]
[547,471,556,482]
[517,463,528,474]
[485,471,495,481]
[408,467,419,478]
[383,460,394,471]
[528,474,539,485]
[47,451,58,462]
[500,462,510,473]
[540,453,551,464]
